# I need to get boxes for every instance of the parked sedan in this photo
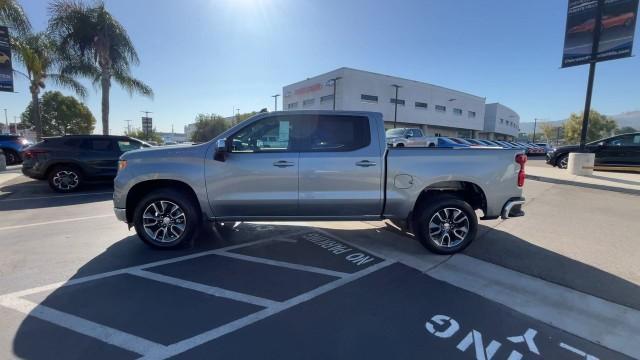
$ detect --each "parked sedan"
[546,132,640,171]
[22,135,151,192]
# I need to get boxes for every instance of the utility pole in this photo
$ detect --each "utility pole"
[272,94,280,111]
[532,118,537,143]
[13,116,18,134]
[329,77,342,110]
[3,109,7,134]
[124,120,133,135]
[391,84,402,128]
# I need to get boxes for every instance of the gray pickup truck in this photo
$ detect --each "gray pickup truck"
[113,111,526,254]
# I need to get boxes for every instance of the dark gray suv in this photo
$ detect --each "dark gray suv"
[22,135,150,192]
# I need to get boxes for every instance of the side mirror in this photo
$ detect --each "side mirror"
[214,138,227,162]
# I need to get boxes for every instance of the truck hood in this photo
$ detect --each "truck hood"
[121,143,209,160]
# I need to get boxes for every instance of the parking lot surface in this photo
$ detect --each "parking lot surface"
[1,173,639,359]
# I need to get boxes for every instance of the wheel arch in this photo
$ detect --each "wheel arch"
[410,180,487,224]
[125,179,201,224]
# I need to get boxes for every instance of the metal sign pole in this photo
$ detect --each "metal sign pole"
[578,0,604,152]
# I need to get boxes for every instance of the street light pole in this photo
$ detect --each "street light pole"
[532,118,537,143]
[272,94,280,111]
[391,84,401,128]
[3,109,7,134]
[329,77,342,110]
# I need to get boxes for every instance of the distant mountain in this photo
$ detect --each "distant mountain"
[520,111,640,134]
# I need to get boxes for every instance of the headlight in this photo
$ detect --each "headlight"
[118,160,127,171]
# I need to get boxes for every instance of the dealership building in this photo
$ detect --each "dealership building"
[282,67,520,140]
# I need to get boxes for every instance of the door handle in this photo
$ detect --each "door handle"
[356,160,377,167]
[273,160,295,168]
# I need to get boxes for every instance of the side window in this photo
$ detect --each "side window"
[117,140,142,152]
[415,129,424,137]
[230,117,297,153]
[64,138,83,147]
[302,115,370,152]
[82,139,113,152]
[406,130,415,138]
[607,135,636,146]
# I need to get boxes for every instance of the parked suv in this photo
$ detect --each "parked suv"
[547,132,640,170]
[0,134,30,165]
[22,135,151,192]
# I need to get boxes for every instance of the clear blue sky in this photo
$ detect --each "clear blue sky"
[6,0,640,134]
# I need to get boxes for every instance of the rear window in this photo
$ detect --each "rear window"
[301,115,370,152]
[81,139,113,151]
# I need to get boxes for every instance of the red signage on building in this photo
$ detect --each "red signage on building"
[294,83,322,96]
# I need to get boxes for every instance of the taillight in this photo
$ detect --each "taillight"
[23,149,48,159]
[515,153,527,187]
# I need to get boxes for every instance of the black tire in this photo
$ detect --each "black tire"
[412,194,478,255]
[48,165,83,193]
[133,188,200,249]
[3,149,19,165]
[557,154,569,169]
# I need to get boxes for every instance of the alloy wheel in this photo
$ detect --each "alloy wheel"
[559,156,568,169]
[142,200,187,243]
[427,207,470,248]
[52,170,79,190]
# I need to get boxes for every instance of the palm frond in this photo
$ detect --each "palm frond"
[112,69,153,99]
[48,73,88,99]
[0,0,31,35]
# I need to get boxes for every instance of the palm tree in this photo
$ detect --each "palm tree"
[0,0,31,35]
[48,0,153,135]
[12,32,87,140]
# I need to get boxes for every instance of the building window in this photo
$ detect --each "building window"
[288,102,298,109]
[453,108,463,116]
[415,102,428,109]
[320,94,334,103]
[500,118,504,124]
[361,94,378,103]
[468,111,476,118]
[435,105,446,112]
[390,98,405,105]
[303,98,315,107]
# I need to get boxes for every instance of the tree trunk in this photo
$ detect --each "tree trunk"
[31,86,42,141]
[101,75,111,135]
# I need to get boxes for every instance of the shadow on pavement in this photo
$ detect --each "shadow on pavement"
[8,221,639,359]
[589,173,640,186]
[465,224,640,310]
[0,178,114,211]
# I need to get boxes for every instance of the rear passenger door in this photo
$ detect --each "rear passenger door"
[80,138,120,178]
[298,114,382,217]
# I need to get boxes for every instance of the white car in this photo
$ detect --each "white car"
[386,128,436,147]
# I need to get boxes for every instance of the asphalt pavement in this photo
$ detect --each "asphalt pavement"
[0,171,638,359]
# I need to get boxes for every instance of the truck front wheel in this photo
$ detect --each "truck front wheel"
[413,194,477,254]
[133,189,200,249]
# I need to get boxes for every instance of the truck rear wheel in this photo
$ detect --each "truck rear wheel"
[413,194,477,254]
[133,189,200,249]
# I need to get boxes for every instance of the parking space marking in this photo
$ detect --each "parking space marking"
[139,259,395,360]
[215,250,350,278]
[0,229,394,359]
[0,191,113,202]
[130,269,280,308]
[0,214,113,231]
[0,295,165,355]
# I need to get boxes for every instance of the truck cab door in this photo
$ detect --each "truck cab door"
[205,116,302,218]
[79,138,119,178]
[298,114,382,217]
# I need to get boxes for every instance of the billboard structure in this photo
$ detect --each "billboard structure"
[562,0,638,67]
[142,116,153,135]
[0,26,14,92]
[561,0,639,151]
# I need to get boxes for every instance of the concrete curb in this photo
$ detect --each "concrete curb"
[526,174,640,196]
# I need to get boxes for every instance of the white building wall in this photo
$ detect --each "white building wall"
[483,103,519,138]
[283,68,515,138]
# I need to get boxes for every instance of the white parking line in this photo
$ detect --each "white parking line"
[214,250,350,278]
[140,260,394,360]
[0,295,165,355]
[0,191,113,202]
[0,214,113,231]
[130,269,280,308]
